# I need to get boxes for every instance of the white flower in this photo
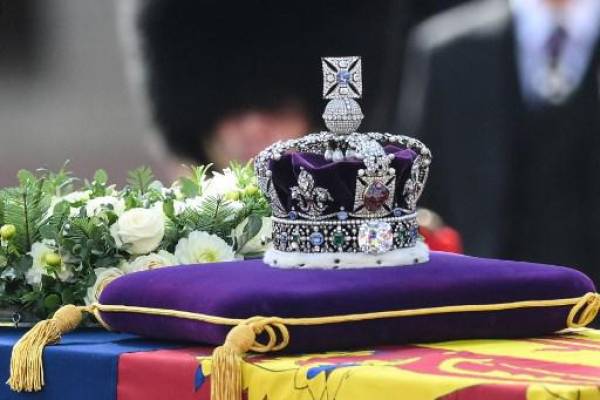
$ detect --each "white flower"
[125,250,178,273]
[233,216,272,255]
[85,267,125,305]
[174,196,206,215]
[62,190,91,204]
[110,207,165,255]
[85,196,125,217]
[175,231,235,264]
[45,190,91,219]
[203,169,239,197]
[227,200,244,212]
[26,242,73,286]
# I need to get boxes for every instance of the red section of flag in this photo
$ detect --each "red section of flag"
[117,347,212,400]
[438,384,528,400]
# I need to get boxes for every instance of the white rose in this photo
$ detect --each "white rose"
[175,231,235,264]
[203,169,239,197]
[85,267,125,305]
[125,250,178,273]
[26,242,73,286]
[233,216,272,255]
[110,207,165,255]
[85,196,125,217]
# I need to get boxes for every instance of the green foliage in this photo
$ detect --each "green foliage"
[233,214,263,252]
[86,169,109,197]
[1,170,49,254]
[0,190,5,227]
[61,217,121,270]
[179,164,212,198]
[38,161,77,197]
[166,196,238,247]
[0,162,272,320]
[126,166,154,195]
[229,160,256,189]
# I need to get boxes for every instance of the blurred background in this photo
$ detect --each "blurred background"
[0,0,462,186]
[1,0,599,278]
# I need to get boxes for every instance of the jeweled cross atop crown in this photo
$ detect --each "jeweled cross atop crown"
[321,57,364,135]
[321,56,362,99]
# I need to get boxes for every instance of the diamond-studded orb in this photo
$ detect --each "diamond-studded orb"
[358,221,394,254]
[322,98,364,135]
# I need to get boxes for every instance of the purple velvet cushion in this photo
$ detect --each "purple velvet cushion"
[99,252,595,352]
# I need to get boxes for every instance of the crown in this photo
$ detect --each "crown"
[255,57,432,268]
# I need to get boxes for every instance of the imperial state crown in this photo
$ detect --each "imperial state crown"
[255,57,431,268]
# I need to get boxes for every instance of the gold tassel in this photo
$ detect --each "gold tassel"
[210,323,257,400]
[7,304,84,392]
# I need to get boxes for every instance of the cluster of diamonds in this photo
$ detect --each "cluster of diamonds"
[254,57,431,256]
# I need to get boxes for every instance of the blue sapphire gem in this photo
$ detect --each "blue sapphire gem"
[337,210,348,220]
[336,70,351,85]
[409,228,418,241]
[309,232,324,246]
[393,208,404,217]
[279,232,288,245]
[288,210,298,220]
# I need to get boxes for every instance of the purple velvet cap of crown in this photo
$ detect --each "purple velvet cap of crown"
[269,144,417,214]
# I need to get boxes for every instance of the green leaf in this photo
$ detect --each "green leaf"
[94,169,108,185]
[127,166,154,195]
[0,190,5,226]
[17,169,36,186]
[39,224,57,240]
[179,177,199,198]
[40,161,76,197]
[61,288,74,305]
[234,214,262,251]
[2,171,48,252]
[179,164,212,197]
[52,200,70,219]
[163,198,175,220]
[43,293,61,312]
[229,160,256,189]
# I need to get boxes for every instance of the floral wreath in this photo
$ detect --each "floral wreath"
[0,162,271,321]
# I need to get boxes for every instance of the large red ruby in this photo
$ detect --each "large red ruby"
[363,181,389,211]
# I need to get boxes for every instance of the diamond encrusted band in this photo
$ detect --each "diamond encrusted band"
[272,213,419,254]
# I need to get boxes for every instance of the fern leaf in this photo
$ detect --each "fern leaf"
[3,172,48,253]
[127,166,154,194]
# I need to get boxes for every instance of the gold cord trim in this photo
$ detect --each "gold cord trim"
[89,294,598,333]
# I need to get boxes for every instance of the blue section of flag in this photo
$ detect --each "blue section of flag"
[307,364,337,379]
[194,365,205,391]
[306,363,358,380]
[0,328,180,400]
